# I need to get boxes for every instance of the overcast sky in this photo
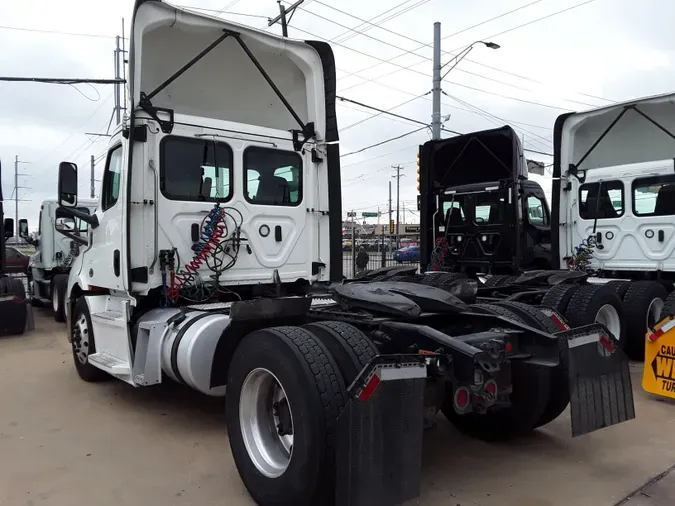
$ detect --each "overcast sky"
[1,0,673,230]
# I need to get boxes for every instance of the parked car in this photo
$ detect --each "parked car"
[393,245,420,263]
[4,246,29,274]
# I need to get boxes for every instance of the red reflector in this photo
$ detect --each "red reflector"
[12,297,21,304]
[648,328,665,342]
[505,342,513,353]
[550,313,569,331]
[485,381,497,395]
[599,335,616,354]
[358,374,381,401]
[455,388,469,409]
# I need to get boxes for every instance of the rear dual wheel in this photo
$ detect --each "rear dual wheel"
[227,324,376,506]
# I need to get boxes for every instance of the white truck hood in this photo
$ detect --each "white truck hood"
[128,0,332,140]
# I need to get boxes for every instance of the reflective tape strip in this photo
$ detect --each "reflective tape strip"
[568,333,601,348]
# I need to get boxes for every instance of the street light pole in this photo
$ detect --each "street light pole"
[431,22,442,140]
[431,29,499,140]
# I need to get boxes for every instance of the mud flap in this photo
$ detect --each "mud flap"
[566,323,635,437]
[335,356,427,506]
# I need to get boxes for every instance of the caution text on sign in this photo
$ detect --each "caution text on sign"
[643,317,675,399]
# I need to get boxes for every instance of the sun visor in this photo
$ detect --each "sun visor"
[128,0,328,138]
[422,126,525,189]
[555,92,675,178]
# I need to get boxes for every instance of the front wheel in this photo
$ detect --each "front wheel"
[70,297,108,382]
[52,274,68,323]
[226,326,346,506]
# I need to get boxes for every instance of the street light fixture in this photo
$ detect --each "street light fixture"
[440,40,500,81]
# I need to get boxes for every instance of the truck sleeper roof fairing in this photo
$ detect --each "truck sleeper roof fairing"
[129,0,336,143]
[552,92,675,264]
[127,0,343,281]
[420,125,525,189]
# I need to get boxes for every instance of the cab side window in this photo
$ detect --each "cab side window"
[102,145,123,212]
[527,195,549,226]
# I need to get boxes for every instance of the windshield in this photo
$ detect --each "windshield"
[442,190,505,226]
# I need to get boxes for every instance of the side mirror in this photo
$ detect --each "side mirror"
[18,219,28,238]
[58,161,78,208]
[4,218,14,239]
[55,216,76,232]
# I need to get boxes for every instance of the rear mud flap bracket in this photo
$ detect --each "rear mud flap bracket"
[566,324,635,437]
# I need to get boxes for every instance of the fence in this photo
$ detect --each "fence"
[342,234,420,279]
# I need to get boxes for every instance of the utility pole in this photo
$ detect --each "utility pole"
[90,155,96,199]
[268,0,304,37]
[13,156,29,239]
[114,35,121,125]
[431,22,442,140]
[388,180,392,237]
[392,165,404,249]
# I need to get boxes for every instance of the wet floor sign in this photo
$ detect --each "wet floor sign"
[643,316,675,399]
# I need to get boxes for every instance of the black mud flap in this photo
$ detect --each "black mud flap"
[336,355,427,506]
[0,296,29,336]
[566,323,635,437]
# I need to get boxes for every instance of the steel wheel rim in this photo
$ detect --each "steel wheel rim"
[72,313,90,364]
[646,297,665,329]
[239,368,294,478]
[52,288,59,313]
[596,304,621,341]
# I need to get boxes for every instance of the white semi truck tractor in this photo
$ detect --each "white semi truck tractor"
[52,2,636,505]
[20,198,97,321]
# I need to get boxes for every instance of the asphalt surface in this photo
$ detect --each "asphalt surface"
[1,309,675,506]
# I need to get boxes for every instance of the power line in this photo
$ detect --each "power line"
[338,94,430,130]
[175,4,270,19]
[341,126,428,158]
[287,25,575,112]
[334,0,609,105]
[0,24,121,39]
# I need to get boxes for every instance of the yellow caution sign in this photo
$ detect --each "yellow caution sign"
[642,316,675,399]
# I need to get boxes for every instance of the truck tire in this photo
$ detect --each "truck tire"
[442,304,551,440]
[622,281,668,361]
[664,292,675,317]
[492,301,572,428]
[0,277,27,336]
[482,275,511,288]
[605,280,631,300]
[226,326,346,506]
[9,278,26,301]
[565,284,625,349]
[420,272,466,288]
[70,297,109,382]
[52,274,68,323]
[303,321,377,384]
[541,283,581,315]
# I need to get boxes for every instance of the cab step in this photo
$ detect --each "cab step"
[88,352,133,384]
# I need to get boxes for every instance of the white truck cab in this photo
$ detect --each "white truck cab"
[24,199,97,320]
[554,92,675,278]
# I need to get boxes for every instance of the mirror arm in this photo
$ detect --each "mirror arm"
[57,228,88,246]
[57,206,99,229]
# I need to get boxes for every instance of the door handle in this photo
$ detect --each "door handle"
[596,232,602,243]
[659,230,665,242]
[113,250,120,277]
[275,226,282,242]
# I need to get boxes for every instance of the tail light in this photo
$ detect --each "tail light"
[453,386,471,413]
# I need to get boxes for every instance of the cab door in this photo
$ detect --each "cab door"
[81,139,127,290]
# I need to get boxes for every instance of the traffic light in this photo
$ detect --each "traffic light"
[389,219,395,234]
[416,151,421,192]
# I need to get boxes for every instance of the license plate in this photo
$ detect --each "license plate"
[643,316,675,399]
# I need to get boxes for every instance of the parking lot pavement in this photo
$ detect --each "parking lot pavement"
[2,310,675,506]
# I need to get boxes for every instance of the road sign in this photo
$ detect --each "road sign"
[346,212,356,217]
[362,212,379,217]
